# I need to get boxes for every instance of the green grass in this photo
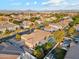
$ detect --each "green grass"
[13,20,22,25]
[54,48,67,59]
[74,18,79,24]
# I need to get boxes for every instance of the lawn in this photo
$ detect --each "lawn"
[54,47,67,59]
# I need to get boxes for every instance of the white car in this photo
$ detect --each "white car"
[17,52,37,59]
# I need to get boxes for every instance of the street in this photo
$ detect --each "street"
[65,42,79,59]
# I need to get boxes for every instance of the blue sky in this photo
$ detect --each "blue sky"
[0,0,79,10]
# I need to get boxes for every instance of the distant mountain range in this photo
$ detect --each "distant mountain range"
[0,10,79,13]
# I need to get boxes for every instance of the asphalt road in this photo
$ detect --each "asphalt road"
[64,42,79,59]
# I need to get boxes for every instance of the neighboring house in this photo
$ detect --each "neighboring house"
[13,19,22,22]
[0,28,6,33]
[0,21,20,33]
[59,16,73,28]
[21,30,50,49]
[44,23,62,32]
[7,23,20,31]
[21,21,29,29]
[35,20,43,24]
[45,17,57,22]
[21,21,33,29]
[63,16,73,21]
[50,17,57,20]
[74,24,79,31]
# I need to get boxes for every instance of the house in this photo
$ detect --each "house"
[74,24,79,31]
[50,17,57,20]
[21,21,34,29]
[59,16,73,28]
[63,16,73,22]
[0,27,6,33]
[0,21,19,33]
[44,23,62,32]
[21,30,50,48]
[35,20,43,24]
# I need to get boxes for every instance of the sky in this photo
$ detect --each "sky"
[0,0,79,10]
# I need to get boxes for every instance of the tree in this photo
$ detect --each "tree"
[54,13,65,19]
[24,18,29,21]
[52,19,59,23]
[69,22,74,27]
[4,29,11,34]
[53,30,65,43]
[13,20,22,25]
[33,46,44,59]
[36,23,44,29]
[72,16,79,25]
[43,20,49,26]
[30,17,40,22]
[16,34,21,41]
[43,42,53,54]
[9,19,13,22]
[0,31,2,34]
[45,18,53,23]
[67,27,76,37]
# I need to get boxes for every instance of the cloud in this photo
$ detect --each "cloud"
[42,0,64,5]
[71,3,79,6]
[41,0,79,10]
[42,0,79,7]
[34,1,37,5]
[26,2,30,6]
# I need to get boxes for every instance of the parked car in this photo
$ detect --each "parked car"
[73,35,79,43]
[61,39,71,50]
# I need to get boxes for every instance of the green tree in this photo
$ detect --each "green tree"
[13,20,22,25]
[69,22,74,27]
[33,46,44,59]
[67,27,76,37]
[72,16,79,25]
[9,19,13,22]
[43,42,53,54]
[4,29,11,34]
[30,17,40,22]
[52,19,59,23]
[24,18,29,21]
[16,34,21,41]
[37,24,44,29]
[53,30,65,43]
[43,20,49,26]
